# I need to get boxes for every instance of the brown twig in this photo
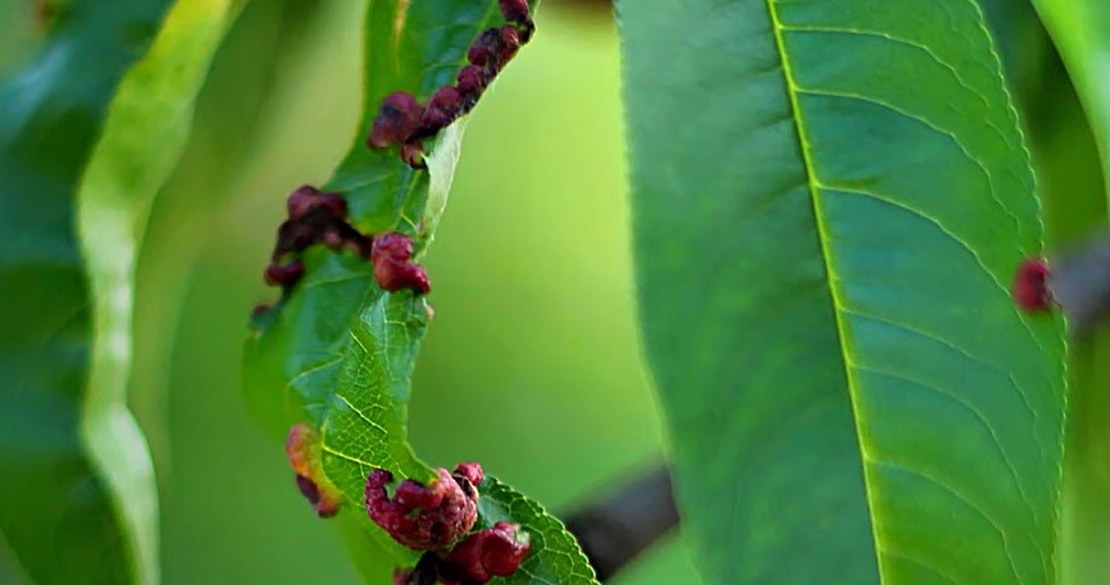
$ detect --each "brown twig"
[1052,234,1110,337]
[562,466,678,581]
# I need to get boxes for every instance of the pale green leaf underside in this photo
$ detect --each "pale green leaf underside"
[77,2,245,583]
[242,2,598,583]
[0,1,239,583]
[621,1,1067,584]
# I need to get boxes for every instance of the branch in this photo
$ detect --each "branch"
[1052,234,1110,336]
[562,466,678,581]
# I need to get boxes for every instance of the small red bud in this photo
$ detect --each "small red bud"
[1013,258,1054,313]
[453,462,484,491]
[456,65,488,97]
[265,260,305,287]
[441,522,531,584]
[372,232,432,295]
[496,26,521,68]
[369,92,425,149]
[365,467,479,550]
[467,29,502,67]
[416,86,463,139]
[498,0,531,26]
[287,185,348,220]
[372,232,413,264]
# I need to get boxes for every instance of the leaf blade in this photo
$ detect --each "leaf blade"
[619,1,1066,584]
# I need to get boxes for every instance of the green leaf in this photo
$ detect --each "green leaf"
[619,1,1067,584]
[243,3,599,584]
[1020,4,1110,585]
[1030,1,1110,212]
[0,1,242,583]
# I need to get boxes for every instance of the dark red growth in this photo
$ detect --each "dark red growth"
[440,522,532,585]
[424,87,463,127]
[456,66,488,97]
[369,92,426,149]
[498,0,534,42]
[295,474,341,518]
[371,232,431,295]
[496,26,521,68]
[393,553,442,585]
[498,0,530,24]
[453,462,485,492]
[286,424,343,518]
[467,28,503,68]
[365,468,479,550]
[287,184,348,221]
[264,260,305,287]
[1013,258,1054,313]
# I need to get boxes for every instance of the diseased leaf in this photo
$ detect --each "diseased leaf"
[0,1,242,583]
[619,1,1067,584]
[243,3,598,584]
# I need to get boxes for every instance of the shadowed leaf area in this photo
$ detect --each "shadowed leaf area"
[0,0,243,584]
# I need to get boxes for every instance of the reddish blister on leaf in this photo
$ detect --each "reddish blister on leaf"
[369,91,426,150]
[456,66,488,97]
[496,25,521,68]
[264,260,305,287]
[285,424,343,518]
[287,184,348,221]
[372,232,432,295]
[365,467,479,551]
[1013,258,1054,313]
[440,522,532,585]
[498,0,534,42]
[453,462,485,492]
[467,28,502,68]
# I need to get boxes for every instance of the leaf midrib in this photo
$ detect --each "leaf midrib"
[762,0,885,579]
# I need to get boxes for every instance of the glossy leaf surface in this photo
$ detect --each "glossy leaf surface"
[0,0,241,583]
[620,1,1067,584]
[242,2,598,583]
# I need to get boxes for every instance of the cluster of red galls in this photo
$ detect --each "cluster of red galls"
[285,423,531,585]
[368,0,535,169]
[256,0,536,307]
[258,184,431,306]
[274,3,539,582]
[366,465,532,585]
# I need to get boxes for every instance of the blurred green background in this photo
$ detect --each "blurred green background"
[11,1,701,583]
